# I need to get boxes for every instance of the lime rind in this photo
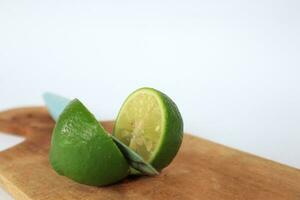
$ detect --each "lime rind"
[152,90,183,170]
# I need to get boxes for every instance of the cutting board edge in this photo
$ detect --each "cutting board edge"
[0,173,31,200]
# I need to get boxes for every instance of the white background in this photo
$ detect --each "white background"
[0,0,300,199]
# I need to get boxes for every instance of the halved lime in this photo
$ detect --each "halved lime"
[49,99,129,186]
[114,88,183,171]
[44,92,158,176]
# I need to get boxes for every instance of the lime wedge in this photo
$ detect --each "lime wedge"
[44,92,158,175]
[49,99,129,186]
[114,87,183,171]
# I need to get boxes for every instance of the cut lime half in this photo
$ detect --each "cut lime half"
[114,88,183,171]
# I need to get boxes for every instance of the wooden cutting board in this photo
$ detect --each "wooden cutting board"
[0,107,299,200]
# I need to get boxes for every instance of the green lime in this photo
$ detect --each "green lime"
[49,99,129,186]
[113,87,183,171]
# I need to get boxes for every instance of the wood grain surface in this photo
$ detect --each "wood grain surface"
[0,107,299,200]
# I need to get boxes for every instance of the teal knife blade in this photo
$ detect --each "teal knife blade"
[43,92,69,121]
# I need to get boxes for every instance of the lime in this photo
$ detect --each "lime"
[113,87,183,171]
[44,92,158,176]
[49,99,129,186]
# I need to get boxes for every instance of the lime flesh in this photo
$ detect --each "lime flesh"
[49,99,129,186]
[114,88,183,171]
